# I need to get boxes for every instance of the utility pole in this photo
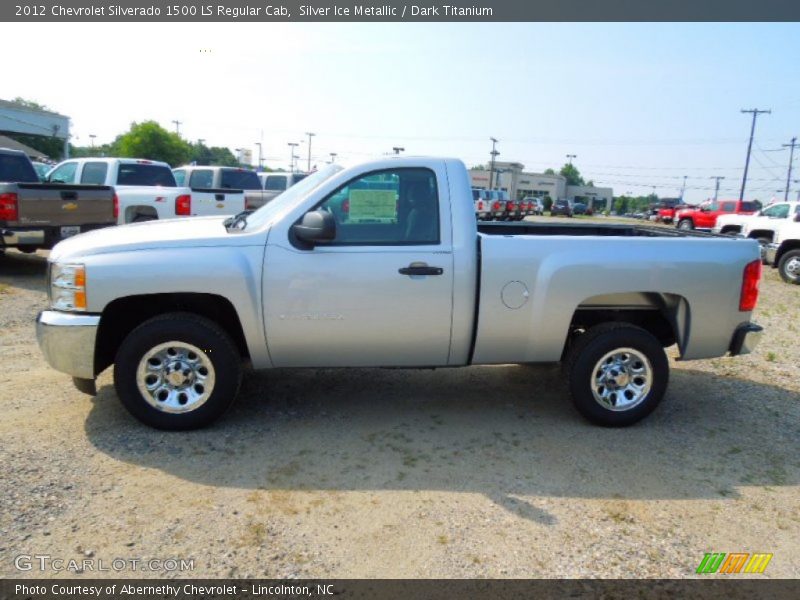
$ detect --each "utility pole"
[305,132,315,171]
[782,137,797,202]
[89,134,96,148]
[255,142,263,171]
[739,108,771,201]
[679,175,687,201]
[235,148,243,167]
[288,142,299,172]
[392,146,405,155]
[710,176,725,202]
[566,154,576,166]
[172,120,182,135]
[489,137,499,190]
[329,152,337,164]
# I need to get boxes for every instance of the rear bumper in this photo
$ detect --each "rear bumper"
[729,322,763,356]
[764,243,778,265]
[36,310,100,379]
[1,229,45,246]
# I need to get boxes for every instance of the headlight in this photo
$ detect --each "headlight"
[50,263,87,311]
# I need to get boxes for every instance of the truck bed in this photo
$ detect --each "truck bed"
[477,221,721,238]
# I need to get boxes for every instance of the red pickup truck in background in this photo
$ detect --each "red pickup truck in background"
[654,198,687,224]
[675,199,760,231]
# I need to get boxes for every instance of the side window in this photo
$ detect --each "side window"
[720,202,735,212]
[79,162,108,185]
[316,168,439,245]
[264,175,288,191]
[706,202,719,212]
[48,162,78,183]
[770,204,790,218]
[189,169,214,188]
[173,169,186,186]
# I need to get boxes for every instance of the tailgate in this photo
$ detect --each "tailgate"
[190,188,246,215]
[14,184,115,226]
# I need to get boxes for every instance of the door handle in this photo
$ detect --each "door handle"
[398,263,443,276]
[60,191,78,201]
[215,194,224,201]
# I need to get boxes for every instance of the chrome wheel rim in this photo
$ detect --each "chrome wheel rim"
[590,347,652,411]
[136,341,215,413]
[678,221,692,230]
[786,257,800,279]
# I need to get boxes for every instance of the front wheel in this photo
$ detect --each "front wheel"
[677,219,694,230]
[114,312,242,430]
[778,249,800,285]
[566,323,669,426]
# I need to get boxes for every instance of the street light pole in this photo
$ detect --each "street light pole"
[288,142,299,172]
[710,176,725,202]
[305,132,315,171]
[393,146,405,155]
[329,152,337,164]
[255,142,263,171]
[679,175,687,201]
[489,137,499,190]
[89,134,96,148]
[566,154,576,165]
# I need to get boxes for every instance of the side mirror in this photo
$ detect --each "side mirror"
[292,209,336,245]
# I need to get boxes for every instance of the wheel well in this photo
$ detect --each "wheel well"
[124,206,158,223]
[564,292,686,359]
[776,240,800,265]
[94,293,250,375]
[721,225,741,235]
[747,229,773,242]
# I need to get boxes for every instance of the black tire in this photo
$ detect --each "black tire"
[565,323,669,427]
[113,312,242,430]
[778,249,800,285]
[677,219,694,231]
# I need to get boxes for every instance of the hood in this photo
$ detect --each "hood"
[49,216,263,262]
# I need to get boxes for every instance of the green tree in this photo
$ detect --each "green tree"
[543,196,553,212]
[559,163,585,186]
[110,121,191,166]
[10,97,52,112]
[544,168,556,175]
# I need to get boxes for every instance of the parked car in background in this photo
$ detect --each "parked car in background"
[47,158,245,224]
[675,199,760,231]
[764,210,800,284]
[572,202,588,216]
[258,171,309,206]
[37,156,762,431]
[714,201,800,244]
[31,161,52,182]
[550,199,573,217]
[500,192,524,221]
[522,196,544,216]
[173,165,263,210]
[0,148,116,253]
[655,199,687,224]
[473,188,491,220]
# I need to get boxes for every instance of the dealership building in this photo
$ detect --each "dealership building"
[470,161,613,209]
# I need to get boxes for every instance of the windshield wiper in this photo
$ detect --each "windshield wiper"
[224,209,253,231]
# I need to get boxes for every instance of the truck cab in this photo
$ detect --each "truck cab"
[173,165,265,210]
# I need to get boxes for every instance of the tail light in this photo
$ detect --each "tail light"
[492,201,501,211]
[0,192,19,221]
[112,193,119,220]
[506,201,515,211]
[739,259,761,311]
[175,194,192,216]
[477,201,484,211]
[342,199,350,214]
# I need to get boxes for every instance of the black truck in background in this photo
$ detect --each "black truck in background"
[0,148,117,253]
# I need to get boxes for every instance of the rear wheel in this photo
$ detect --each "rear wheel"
[778,249,800,285]
[566,323,669,426]
[114,312,242,430]
[677,219,694,230]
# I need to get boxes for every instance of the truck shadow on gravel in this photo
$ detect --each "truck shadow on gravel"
[83,364,800,524]
[0,250,48,293]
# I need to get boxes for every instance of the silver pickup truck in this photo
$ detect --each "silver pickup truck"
[36,157,763,430]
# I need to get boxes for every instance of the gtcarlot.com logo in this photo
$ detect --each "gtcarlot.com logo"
[696,552,772,574]
[14,554,195,573]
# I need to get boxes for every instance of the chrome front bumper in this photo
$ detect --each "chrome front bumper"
[36,311,100,379]
[729,322,763,356]
[764,243,778,265]
[1,229,45,245]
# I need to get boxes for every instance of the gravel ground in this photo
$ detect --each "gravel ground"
[0,243,798,580]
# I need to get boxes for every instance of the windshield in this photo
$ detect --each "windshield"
[243,164,344,230]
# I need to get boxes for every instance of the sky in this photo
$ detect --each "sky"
[3,22,799,203]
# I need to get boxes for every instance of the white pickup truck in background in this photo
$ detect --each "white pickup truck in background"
[258,171,309,206]
[173,165,265,210]
[47,158,245,224]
